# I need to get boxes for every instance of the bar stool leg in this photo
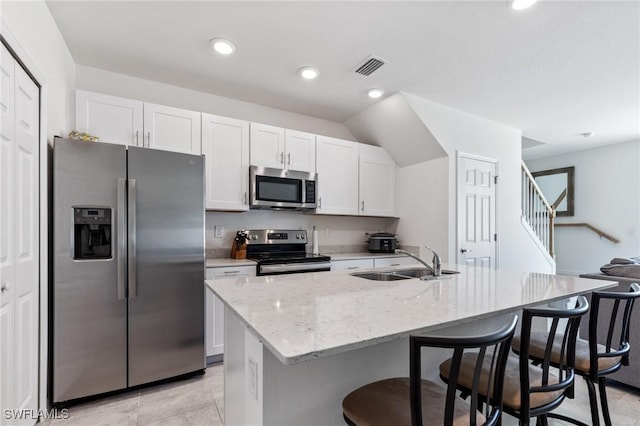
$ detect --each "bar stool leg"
[598,378,613,426]
[585,377,601,426]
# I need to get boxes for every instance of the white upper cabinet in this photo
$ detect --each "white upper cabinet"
[143,103,201,154]
[76,90,201,154]
[250,123,316,172]
[315,136,359,215]
[358,144,396,217]
[250,123,285,169]
[76,90,143,146]
[202,114,250,211]
[285,129,316,172]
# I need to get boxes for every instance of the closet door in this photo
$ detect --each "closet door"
[0,43,17,426]
[0,43,39,426]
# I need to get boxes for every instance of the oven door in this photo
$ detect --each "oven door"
[250,166,317,209]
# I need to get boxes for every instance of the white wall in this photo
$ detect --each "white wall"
[526,139,640,275]
[75,65,356,141]
[395,157,450,257]
[401,93,554,273]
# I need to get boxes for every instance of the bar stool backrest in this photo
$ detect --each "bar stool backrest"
[410,315,518,426]
[517,295,589,418]
[588,282,640,380]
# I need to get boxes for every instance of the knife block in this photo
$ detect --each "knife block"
[230,239,247,259]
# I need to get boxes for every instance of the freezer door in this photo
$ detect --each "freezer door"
[127,147,205,386]
[52,138,127,402]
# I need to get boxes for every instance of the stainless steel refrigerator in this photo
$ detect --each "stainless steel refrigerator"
[52,137,205,403]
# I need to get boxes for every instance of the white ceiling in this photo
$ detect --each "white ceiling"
[46,1,639,159]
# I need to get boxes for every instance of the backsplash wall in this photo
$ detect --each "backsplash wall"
[206,210,398,258]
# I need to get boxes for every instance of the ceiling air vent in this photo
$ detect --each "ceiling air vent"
[353,56,386,76]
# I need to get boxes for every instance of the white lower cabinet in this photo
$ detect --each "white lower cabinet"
[205,265,256,359]
[331,259,374,271]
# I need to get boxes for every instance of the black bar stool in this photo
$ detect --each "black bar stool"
[440,296,589,426]
[520,283,640,426]
[342,315,518,426]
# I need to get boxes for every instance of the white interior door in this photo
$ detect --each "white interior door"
[457,154,497,268]
[0,43,39,426]
[0,43,17,426]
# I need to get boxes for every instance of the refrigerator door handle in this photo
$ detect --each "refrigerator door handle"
[128,178,137,299]
[117,178,127,300]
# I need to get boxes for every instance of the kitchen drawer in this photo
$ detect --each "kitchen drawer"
[206,265,256,279]
[331,259,374,271]
[374,256,419,268]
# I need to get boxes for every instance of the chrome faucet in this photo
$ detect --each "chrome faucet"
[424,245,442,277]
[394,249,435,276]
[395,246,442,277]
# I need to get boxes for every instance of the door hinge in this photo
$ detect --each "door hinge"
[494,175,498,184]
[494,233,497,241]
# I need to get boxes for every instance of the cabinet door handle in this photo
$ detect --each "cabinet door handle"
[287,152,291,165]
[135,130,139,146]
[361,200,365,211]
[243,192,247,205]
[280,152,284,164]
[318,197,322,209]
[147,131,151,148]
[346,266,359,270]
[223,270,241,274]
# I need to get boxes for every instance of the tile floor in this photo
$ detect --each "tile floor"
[42,364,224,426]
[42,363,639,426]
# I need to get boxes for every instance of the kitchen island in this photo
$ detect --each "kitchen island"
[205,265,616,426]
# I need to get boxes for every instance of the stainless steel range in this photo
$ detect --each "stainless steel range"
[245,229,331,276]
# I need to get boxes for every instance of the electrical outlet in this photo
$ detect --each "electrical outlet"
[214,226,224,238]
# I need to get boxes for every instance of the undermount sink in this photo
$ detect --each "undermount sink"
[350,268,460,281]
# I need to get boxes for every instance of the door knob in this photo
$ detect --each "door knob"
[1,282,9,292]
[460,248,468,253]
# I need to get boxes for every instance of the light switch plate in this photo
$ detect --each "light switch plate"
[214,226,224,238]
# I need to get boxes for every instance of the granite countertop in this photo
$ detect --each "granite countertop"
[206,265,617,365]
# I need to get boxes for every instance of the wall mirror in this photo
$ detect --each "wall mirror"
[532,166,575,216]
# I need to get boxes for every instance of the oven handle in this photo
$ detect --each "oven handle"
[260,262,332,274]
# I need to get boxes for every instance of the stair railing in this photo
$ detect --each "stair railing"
[521,162,555,258]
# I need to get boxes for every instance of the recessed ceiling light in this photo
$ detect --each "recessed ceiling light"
[580,132,595,138]
[210,38,236,55]
[366,89,385,99]
[512,0,538,10]
[299,67,319,80]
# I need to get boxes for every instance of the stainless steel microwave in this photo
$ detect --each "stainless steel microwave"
[249,166,317,210]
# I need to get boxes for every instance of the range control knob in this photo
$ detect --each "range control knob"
[252,234,258,240]
[296,234,301,239]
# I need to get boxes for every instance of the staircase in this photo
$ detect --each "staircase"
[521,162,556,264]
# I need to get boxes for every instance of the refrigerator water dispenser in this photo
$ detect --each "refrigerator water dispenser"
[73,207,112,259]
